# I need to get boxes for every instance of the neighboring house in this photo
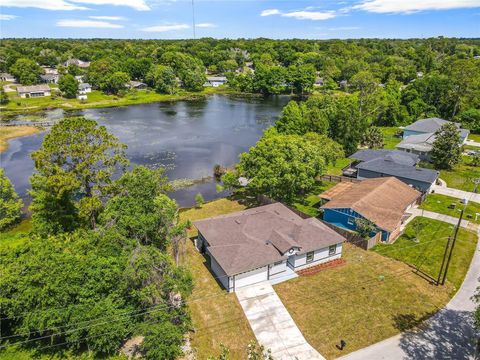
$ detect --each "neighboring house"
[64,58,91,68]
[0,73,16,82]
[75,75,85,83]
[314,77,324,87]
[194,203,345,292]
[345,149,439,193]
[204,76,228,87]
[397,117,470,161]
[126,81,147,89]
[77,94,87,101]
[78,83,92,94]
[321,177,420,242]
[40,74,60,84]
[17,84,51,98]
[42,67,58,75]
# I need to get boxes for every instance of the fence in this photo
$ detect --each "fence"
[257,195,311,219]
[319,174,362,184]
[318,219,380,250]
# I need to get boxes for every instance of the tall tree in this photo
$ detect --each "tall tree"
[30,117,128,234]
[431,123,462,170]
[58,74,78,99]
[146,65,177,94]
[0,169,23,230]
[9,58,43,85]
[361,127,385,149]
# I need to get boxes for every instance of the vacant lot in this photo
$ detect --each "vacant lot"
[0,126,42,152]
[275,243,454,359]
[373,217,477,289]
[180,199,255,359]
[420,193,480,224]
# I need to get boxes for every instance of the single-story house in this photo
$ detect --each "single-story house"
[40,74,60,84]
[42,67,58,75]
[0,73,16,82]
[397,118,470,161]
[194,203,345,292]
[78,83,92,94]
[204,76,227,87]
[64,58,91,68]
[126,81,147,90]
[345,149,439,193]
[17,84,51,98]
[321,177,420,242]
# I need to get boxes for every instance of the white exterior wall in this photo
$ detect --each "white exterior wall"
[290,243,343,271]
[269,260,287,275]
[207,249,231,291]
[233,266,269,291]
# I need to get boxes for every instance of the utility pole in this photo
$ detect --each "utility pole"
[191,0,196,39]
[437,236,452,285]
[441,207,464,285]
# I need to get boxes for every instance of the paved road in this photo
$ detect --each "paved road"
[433,185,480,204]
[236,282,325,360]
[338,229,480,360]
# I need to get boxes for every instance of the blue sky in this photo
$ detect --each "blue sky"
[1,0,479,39]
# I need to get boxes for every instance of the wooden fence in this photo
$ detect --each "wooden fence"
[319,174,362,184]
[318,219,380,250]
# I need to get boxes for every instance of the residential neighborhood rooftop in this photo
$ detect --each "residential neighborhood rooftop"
[194,203,345,276]
[17,84,51,93]
[321,177,421,232]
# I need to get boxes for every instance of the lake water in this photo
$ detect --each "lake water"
[1,94,288,207]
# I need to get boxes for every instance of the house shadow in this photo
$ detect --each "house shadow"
[393,309,478,359]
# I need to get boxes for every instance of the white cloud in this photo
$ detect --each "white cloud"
[57,19,124,28]
[1,0,150,11]
[0,14,18,20]
[261,8,336,20]
[89,15,126,20]
[141,23,189,32]
[261,9,281,16]
[196,23,217,28]
[353,0,480,14]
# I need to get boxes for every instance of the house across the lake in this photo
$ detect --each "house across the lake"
[126,81,147,90]
[17,84,51,98]
[321,177,420,242]
[0,73,16,82]
[78,83,92,94]
[396,118,470,161]
[344,149,439,193]
[194,203,345,292]
[204,76,227,87]
[40,74,60,84]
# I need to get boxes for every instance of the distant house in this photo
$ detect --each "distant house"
[126,81,147,90]
[78,83,92,94]
[42,67,58,75]
[321,177,421,242]
[0,73,16,82]
[204,76,227,87]
[77,94,87,101]
[17,84,51,98]
[64,58,91,68]
[74,75,85,83]
[194,203,345,292]
[314,77,324,87]
[396,118,470,161]
[345,149,439,193]
[40,74,60,84]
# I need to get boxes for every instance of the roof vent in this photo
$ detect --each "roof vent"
[235,219,241,225]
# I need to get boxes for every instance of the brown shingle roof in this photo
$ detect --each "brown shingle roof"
[319,182,355,201]
[194,203,345,276]
[321,177,420,232]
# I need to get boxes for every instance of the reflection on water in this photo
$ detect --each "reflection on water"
[1,94,288,207]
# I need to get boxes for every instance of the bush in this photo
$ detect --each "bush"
[195,193,205,208]
[141,322,184,360]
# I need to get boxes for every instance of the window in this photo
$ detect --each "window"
[306,251,314,263]
[329,244,337,256]
[347,217,355,225]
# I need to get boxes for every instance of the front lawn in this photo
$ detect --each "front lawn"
[468,133,480,142]
[180,199,255,359]
[372,217,477,289]
[420,193,480,224]
[379,126,402,149]
[274,243,453,359]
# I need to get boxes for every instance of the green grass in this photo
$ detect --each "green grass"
[468,133,480,142]
[372,217,477,289]
[275,243,453,359]
[420,193,480,224]
[379,127,402,149]
[0,219,32,251]
[326,158,352,176]
[292,181,336,217]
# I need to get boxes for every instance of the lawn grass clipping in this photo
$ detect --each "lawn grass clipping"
[274,243,454,359]
[180,199,255,359]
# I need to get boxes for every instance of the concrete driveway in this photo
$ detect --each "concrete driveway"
[236,282,325,360]
[338,229,480,360]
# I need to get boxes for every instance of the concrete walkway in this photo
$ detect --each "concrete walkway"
[433,185,480,204]
[466,140,480,148]
[236,282,325,360]
[406,208,473,229]
[338,230,480,360]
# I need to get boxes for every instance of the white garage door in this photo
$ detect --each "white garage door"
[234,266,268,290]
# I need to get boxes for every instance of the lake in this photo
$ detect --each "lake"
[1,94,289,207]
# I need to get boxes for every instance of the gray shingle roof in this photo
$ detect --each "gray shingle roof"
[350,149,418,166]
[404,118,470,140]
[194,203,345,276]
[17,84,51,93]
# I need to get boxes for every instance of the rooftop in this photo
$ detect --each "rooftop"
[194,203,345,276]
[321,177,421,232]
[404,118,469,140]
[17,84,51,93]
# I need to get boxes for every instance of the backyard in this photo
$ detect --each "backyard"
[379,126,402,149]
[420,193,480,224]
[274,243,454,359]
[372,217,478,289]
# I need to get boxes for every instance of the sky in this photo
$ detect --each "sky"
[0,0,479,39]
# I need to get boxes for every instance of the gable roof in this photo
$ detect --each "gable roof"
[350,149,419,166]
[321,177,420,232]
[194,203,345,276]
[396,133,436,152]
[17,84,51,93]
[404,118,470,140]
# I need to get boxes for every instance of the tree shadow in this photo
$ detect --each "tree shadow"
[394,309,478,359]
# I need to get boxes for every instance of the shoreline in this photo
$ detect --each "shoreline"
[0,126,44,153]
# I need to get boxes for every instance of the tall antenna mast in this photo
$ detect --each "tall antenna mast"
[192,0,196,39]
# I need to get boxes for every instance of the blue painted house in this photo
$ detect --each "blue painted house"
[320,177,420,243]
